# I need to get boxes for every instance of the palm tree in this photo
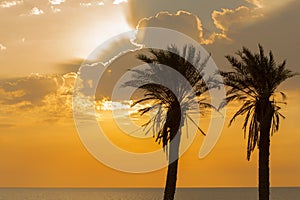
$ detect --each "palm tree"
[220,44,296,200]
[124,45,214,200]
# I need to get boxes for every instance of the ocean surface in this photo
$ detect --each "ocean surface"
[0,188,299,200]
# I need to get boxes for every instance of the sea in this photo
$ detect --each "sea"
[0,188,299,200]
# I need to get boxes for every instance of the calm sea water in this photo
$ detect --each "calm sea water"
[0,188,299,200]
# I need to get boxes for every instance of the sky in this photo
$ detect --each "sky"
[0,0,300,187]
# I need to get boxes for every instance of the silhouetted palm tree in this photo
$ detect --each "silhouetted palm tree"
[124,45,214,200]
[220,44,296,200]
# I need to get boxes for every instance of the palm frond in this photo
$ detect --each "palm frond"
[222,44,296,160]
[186,114,206,136]
[122,44,215,153]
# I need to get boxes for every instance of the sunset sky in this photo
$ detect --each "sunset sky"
[0,0,300,188]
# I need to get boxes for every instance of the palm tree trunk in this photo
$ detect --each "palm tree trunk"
[163,129,181,200]
[258,130,270,200]
[258,102,273,200]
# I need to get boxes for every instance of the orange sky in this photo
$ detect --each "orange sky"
[1,93,299,187]
[0,0,300,187]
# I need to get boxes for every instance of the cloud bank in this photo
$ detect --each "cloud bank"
[127,0,268,44]
[0,73,76,123]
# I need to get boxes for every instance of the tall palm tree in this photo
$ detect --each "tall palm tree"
[220,44,296,200]
[124,45,214,200]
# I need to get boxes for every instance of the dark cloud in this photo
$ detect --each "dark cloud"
[126,0,248,31]
[204,0,300,91]
[127,1,266,45]
[229,0,300,71]
[133,10,229,45]
[212,6,262,34]
[0,72,76,124]
[77,62,104,97]
[136,11,207,43]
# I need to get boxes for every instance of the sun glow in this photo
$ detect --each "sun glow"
[95,99,152,112]
[75,11,133,58]
[96,99,132,111]
[94,99,157,122]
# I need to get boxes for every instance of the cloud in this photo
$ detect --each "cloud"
[0,43,7,51]
[0,0,23,8]
[79,1,104,7]
[26,7,45,16]
[135,10,226,45]
[48,0,65,13]
[126,0,273,44]
[113,0,127,4]
[212,6,263,36]
[76,62,104,97]
[136,11,203,42]
[20,6,47,16]
[224,0,300,80]
[15,0,127,16]
[126,0,253,33]
[48,0,65,5]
